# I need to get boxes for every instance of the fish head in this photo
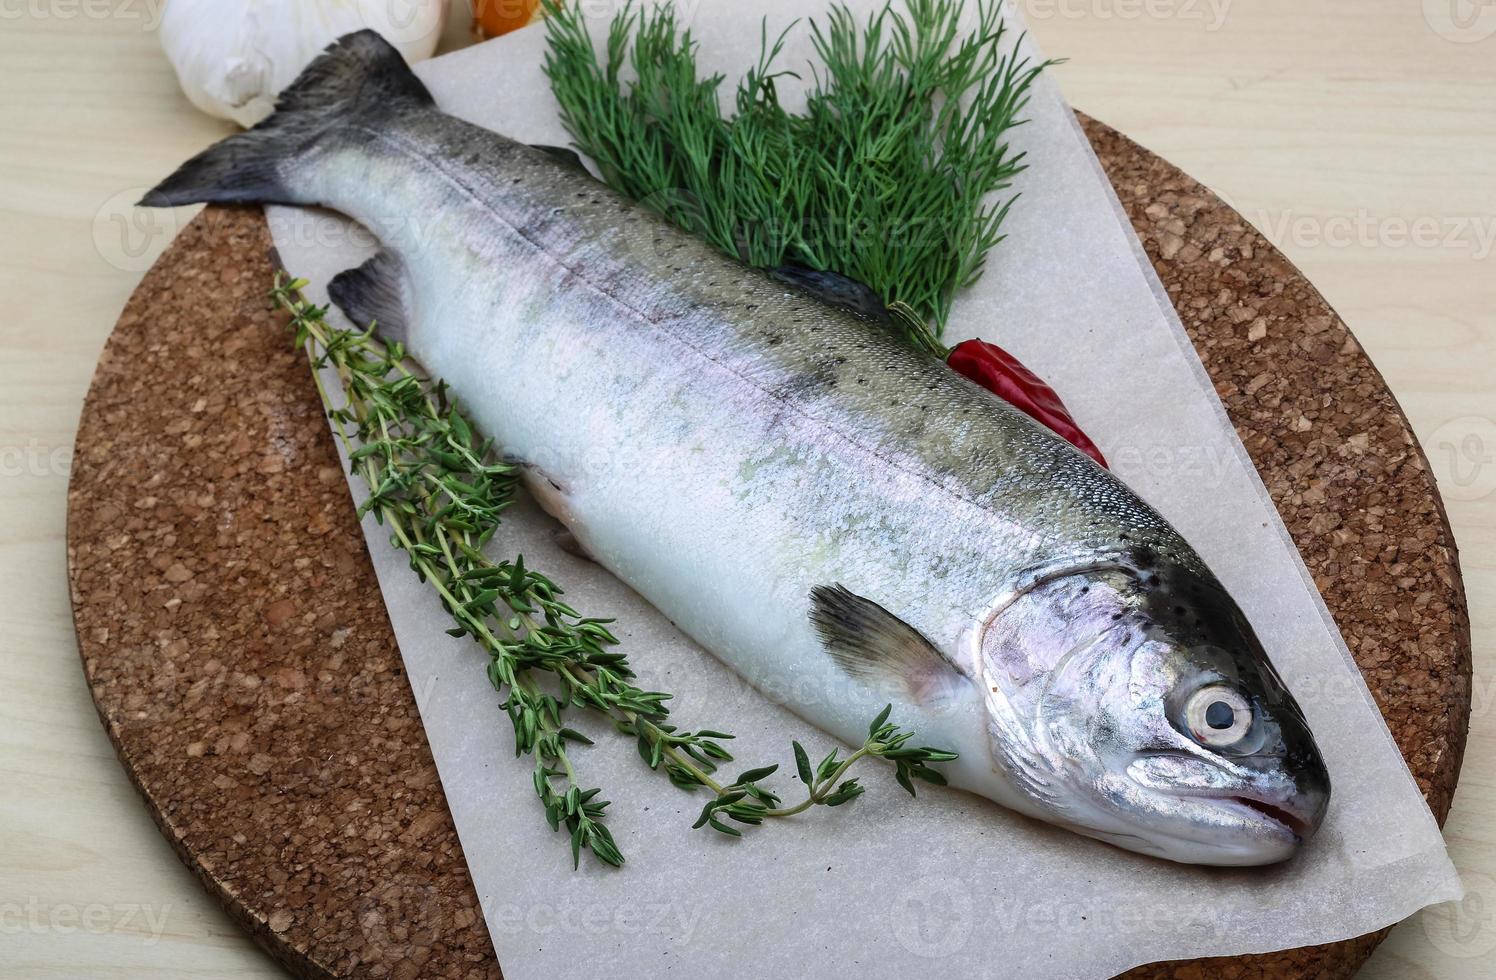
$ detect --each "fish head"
[977,555,1330,866]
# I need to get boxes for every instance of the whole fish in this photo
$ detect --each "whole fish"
[146,32,1329,865]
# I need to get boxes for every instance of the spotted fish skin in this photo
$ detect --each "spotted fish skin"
[145,31,1329,866]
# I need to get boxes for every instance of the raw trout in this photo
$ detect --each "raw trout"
[145,32,1329,865]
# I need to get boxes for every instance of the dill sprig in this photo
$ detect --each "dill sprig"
[273,275,956,868]
[543,0,1051,338]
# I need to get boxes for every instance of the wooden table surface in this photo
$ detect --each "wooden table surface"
[1,2,1490,977]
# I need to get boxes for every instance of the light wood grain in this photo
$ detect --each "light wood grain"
[1,1,1490,976]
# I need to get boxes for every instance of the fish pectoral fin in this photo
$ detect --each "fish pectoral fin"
[328,250,411,344]
[810,584,968,706]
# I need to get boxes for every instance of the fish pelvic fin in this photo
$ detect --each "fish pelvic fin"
[810,584,969,707]
[329,250,410,345]
[553,529,596,563]
[139,30,434,209]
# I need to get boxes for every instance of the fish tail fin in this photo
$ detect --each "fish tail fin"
[139,30,434,209]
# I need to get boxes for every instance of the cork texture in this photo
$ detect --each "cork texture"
[66,117,1470,979]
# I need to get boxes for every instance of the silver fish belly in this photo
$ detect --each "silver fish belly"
[145,31,1330,865]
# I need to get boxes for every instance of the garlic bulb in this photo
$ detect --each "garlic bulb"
[160,0,449,127]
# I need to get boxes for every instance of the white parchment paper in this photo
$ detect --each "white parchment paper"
[268,3,1462,975]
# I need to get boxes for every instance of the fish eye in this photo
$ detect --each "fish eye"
[1184,685,1253,747]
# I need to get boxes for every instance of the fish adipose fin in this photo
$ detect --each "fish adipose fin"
[810,584,968,706]
[329,250,410,344]
[139,30,434,209]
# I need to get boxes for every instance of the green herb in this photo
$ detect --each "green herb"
[692,707,958,837]
[543,0,1052,343]
[272,275,956,868]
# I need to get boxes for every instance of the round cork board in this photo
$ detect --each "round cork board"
[67,116,1471,979]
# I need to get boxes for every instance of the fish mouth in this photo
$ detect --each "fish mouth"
[1223,795,1314,838]
[1126,790,1309,865]
[1079,785,1310,866]
[1121,757,1325,863]
[1196,793,1312,842]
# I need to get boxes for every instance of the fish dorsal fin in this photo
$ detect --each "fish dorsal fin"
[328,250,410,344]
[529,143,594,176]
[771,264,890,320]
[810,585,968,707]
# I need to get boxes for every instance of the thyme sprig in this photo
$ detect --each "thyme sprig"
[543,0,1052,340]
[272,275,957,867]
[692,706,958,836]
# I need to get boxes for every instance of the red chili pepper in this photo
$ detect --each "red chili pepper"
[946,338,1108,468]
